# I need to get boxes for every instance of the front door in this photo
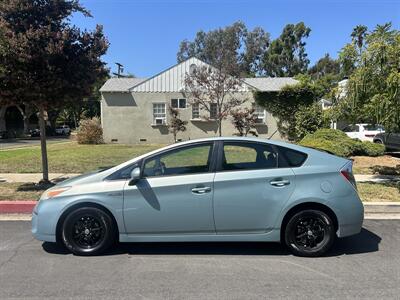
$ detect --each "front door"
[123,142,216,235]
[213,141,296,234]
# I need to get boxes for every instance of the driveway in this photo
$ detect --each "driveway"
[0,220,399,299]
[0,137,71,150]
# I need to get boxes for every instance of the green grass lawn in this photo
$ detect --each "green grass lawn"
[357,182,400,202]
[0,142,163,173]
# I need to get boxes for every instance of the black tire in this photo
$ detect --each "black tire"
[284,209,335,257]
[61,207,115,256]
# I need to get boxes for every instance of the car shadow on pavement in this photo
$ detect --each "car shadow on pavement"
[326,228,381,256]
[42,228,381,257]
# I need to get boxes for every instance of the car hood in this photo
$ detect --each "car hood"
[55,167,116,187]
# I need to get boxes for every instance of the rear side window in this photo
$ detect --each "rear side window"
[221,142,280,171]
[277,146,307,167]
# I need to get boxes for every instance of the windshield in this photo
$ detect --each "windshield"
[364,124,384,131]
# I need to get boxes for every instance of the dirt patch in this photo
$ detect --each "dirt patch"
[352,155,400,175]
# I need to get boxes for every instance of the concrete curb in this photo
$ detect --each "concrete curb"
[0,201,36,214]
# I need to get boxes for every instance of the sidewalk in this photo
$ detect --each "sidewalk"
[1,173,399,183]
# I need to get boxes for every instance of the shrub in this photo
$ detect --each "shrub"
[294,103,324,140]
[299,129,385,157]
[359,141,385,157]
[76,117,103,144]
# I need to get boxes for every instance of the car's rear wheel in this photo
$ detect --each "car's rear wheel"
[61,207,115,256]
[284,209,335,257]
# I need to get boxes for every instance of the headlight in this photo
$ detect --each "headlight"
[41,187,71,200]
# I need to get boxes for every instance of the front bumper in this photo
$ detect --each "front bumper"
[31,200,60,243]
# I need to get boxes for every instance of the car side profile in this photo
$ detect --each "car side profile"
[373,132,400,151]
[342,123,385,142]
[32,137,364,257]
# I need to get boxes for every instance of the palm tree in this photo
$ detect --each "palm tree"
[351,25,368,55]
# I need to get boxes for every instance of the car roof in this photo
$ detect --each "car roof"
[123,137,313,165]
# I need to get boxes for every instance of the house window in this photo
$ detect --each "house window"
[171,98,186,109]
[153,103,166,125]
[192,103,200,119]
[210,103,218,119]
[254,104,266,124]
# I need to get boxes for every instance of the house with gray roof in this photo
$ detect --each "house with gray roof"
[100,57,298,144]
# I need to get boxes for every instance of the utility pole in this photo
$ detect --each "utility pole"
[113,62,124,78]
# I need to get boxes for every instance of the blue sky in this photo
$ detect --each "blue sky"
[72,0,399,77]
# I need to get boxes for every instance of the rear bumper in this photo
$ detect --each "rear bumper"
[330,192,364,238]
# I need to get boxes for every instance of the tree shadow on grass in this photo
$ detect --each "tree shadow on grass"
[16,182,54,192]
[42,228,381,257]
[370,165,400,176]
[361,180,400,192]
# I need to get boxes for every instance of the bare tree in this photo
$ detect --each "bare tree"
[184,65,247,136]
[167,106,187,142]
[230,107,259,137]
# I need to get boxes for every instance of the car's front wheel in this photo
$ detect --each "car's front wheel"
[61,207,115,256]
[284,209,336,257]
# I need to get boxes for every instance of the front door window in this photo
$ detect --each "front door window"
[143,143,213,177]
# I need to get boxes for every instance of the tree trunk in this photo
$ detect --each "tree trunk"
[15,103,35,135]
[218,120,222,137]
[38,106,49,183]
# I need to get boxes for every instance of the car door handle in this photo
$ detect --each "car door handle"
[270,180,290,187]
[191,187,212,194]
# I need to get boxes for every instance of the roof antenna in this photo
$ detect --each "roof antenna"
[267,129,278,140]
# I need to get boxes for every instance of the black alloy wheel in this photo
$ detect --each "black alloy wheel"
[284,209,335,257]
[62,207,115,256]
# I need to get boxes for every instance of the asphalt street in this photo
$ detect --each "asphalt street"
[0,220,399,299]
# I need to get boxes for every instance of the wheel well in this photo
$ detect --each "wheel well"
[280,202,338,243]
[56,202,119,244]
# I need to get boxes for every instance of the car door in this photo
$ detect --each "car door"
[388,133,400,150]
[212,141,297,234]
[123,142,216,235]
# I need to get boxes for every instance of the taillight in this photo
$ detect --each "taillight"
[340,161,357,189]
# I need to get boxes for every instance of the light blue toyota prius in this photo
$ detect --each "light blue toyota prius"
[32,137,364,257]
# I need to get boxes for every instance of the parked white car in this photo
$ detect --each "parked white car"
[55,125,71,136]
[342,124,385,141]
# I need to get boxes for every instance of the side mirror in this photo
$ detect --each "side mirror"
[128,167,141,186]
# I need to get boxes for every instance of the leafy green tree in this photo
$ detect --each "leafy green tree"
[0,0,108,182]
[339,25,368,77]
[262,22,311,77]
[338,23,400,131]
[177,21,269,76]
[308,54,340,79]
[255,76,319,140]
[294,103,325,140]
